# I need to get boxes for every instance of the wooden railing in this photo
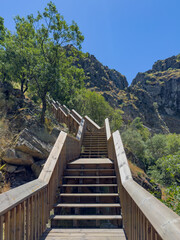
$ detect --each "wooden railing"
[0,113,85,240]
[47,97,82,136]
[105,118,180,240]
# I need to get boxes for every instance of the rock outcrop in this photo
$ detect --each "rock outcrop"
[76,53,128,108]
[2,148,34,165]
[79,53,180,133]
[131,55,180,133]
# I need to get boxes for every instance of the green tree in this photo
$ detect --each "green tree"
[130,117,150,141]
[121,129,146,161]
[22,2,84,123]
[70,89,122,127]
[0,16,37,93]
[149,153,180,186]
[0,2,85,123]
[145,134,167,165]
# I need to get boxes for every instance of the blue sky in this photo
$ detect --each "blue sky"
[1,0,180,84]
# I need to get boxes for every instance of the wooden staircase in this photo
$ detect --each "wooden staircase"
[40,157,126,239]
[80,131,108,158]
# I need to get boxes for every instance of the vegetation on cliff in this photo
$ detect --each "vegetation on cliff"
[121,117,180,215]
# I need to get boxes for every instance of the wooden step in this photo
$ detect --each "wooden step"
[62,184,117,187]
[68,158,112,164]
[63,176,116,179]
[40,229,126,240]
[80,155,108,158]
[65,170,114,177]
[52,215,122,220]
[65,169,114,172]
[60,193,119,197]
[83,150,108,152]
[54,203,121,208]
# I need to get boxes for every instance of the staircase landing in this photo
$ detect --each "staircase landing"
[40,228,126,240]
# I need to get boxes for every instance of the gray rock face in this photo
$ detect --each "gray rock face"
[77,53,128,92]
[2,148,34,165]
[130,55,180,133]
[121,87,169,133]
[31,160,46,178]
[152,55,180,71]
[4,164,17,173]
[15,128,53,159]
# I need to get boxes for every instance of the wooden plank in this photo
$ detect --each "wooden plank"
[26,198,30,240]
[0,215,3,240]
[54,203,121,208]
[39,131,67,183]
[4,211,10,240]
[40,228,126,239]
[11,208,16,240]
[68,158,112,164]
[65,168,114,172]
[60,193,119,197]
[62,184,117,187]
[16,204,21,240]
[63,176,116,179]
[52,215,122,220]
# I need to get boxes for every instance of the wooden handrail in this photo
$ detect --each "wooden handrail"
[0,109,86,239]
[107,129,180,240]
[105,118,111,141]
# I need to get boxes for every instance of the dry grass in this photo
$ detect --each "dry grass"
[0,181,11,194]
[0,118,14,155]
[128,160,145,177]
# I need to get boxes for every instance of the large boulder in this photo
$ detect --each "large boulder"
[2,148,34,166]
[4,164,17,173]
[15,128,53,159]
[31,160,46,178]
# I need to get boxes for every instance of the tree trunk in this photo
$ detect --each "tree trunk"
[21,79,25,94]
[40,96,46,124]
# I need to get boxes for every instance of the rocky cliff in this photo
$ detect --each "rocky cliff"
[131,55,180,133]
[79,52,180,133]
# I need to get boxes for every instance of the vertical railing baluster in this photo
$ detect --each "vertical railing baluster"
[0,216,3,240]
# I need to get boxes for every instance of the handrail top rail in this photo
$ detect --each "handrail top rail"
[0,179,45,216]
[58,105,68,117]
[71,109,82,121]
[68,113,80,125]
[84,115,101,130]
[105,118,111,140]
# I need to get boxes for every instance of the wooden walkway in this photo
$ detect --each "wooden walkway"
[40,228,126,240]
[41,132,126,240]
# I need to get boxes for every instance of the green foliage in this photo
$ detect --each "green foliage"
[109,109,123,132]
[145,134,167,165]
[149,154,180,186]
[130,117,150,141]
[0,2,85,124]
[121,118,180,214]
[70,89,111,126]
[70,89,122,128]
[0,17,5,41]
[162,186,180,215]
[121,129,146,160]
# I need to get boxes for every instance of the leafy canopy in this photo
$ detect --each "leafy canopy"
[0,1,85,123]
